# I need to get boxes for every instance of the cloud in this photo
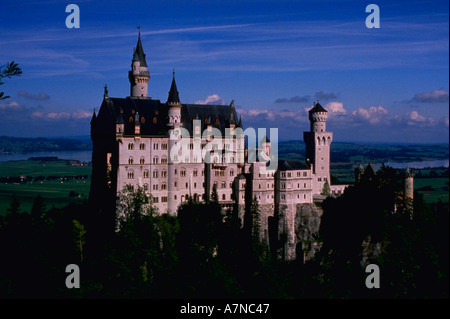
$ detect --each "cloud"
[195,94,226,105]
[0,101,23,111]
[275,95,309,103]
[18,90,50,100]
[412,89,449,103]
[31,110,91,121]
[351,106,388,124]
[314,91,338,101]
[394,110,436,127]
[324,101,347,116]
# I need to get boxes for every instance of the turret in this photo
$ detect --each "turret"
[128,32,150,99]
[167,70,182,128]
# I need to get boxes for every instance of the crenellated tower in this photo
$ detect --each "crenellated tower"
[303,102,333,194]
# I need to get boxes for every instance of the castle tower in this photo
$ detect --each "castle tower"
[303,102,333,194]
[128,32,150,99]
[167,71,182,214]
[405,167,414,219]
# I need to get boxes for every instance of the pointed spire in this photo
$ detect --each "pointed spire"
[167,70,180,104]
[90,108,97,127]
[133,29,147,67]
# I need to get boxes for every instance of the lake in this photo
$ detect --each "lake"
[0,151,448,169]
[0,150,92,162]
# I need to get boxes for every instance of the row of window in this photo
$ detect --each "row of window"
[280,171,309,178]
[280,194,308,200]
[128,156,169,164]
[127,143,168,150]
[280,182,309,190]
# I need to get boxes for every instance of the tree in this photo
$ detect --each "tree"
[73,219,87,263]
[0,61,22,100]
[6,195,21,215]
[321,180,331,197]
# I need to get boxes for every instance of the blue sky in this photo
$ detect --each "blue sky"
[0,0,448,142]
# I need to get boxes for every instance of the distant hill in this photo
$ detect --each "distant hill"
[278,140,449,164]
[0,136,92,153]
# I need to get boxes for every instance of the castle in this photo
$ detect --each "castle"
[89,34,362,261]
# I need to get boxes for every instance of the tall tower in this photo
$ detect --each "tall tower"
[303,102,333,194]
[128,31,150,98]
[167,71,182,214]
[404,167,414,219]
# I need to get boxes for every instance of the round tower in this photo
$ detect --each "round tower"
[404,167,414,219]
[128,32,150,98]
[309,102,328,133]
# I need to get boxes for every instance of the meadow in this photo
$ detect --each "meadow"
[0,159,91,215]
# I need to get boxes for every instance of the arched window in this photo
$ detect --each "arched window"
[153,117,157,124]
[222,194,226,200]
[143,184,149,191]
[128,157,134,164]
[128,143,134,150]
[140,157,145,164]
[127,171,134,179]
[215,118,220,125]
[161,170,167,178]
[230,169,234,176]
[317,137,321,145]
[139,143,145,150]
[143,170,149,178]
[153,170,158,178]
[141,116,145,124]
[129,116,133,123]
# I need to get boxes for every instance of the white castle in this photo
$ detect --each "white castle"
[89,34,347,260]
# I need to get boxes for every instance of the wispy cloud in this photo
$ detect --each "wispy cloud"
[411,89,449,103]
[275,95,309,103]
[18,90,50,100]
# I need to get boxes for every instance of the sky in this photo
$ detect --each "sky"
[0,0,448,143]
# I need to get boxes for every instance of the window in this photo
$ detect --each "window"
[174,182,177,187]
[127,171,134,179]
[174,169,177,175]
[297,172,301,177]
[140,157,145,164]
[162,196,168,203]
[281,194,285,200]
[153,184,158,191]
[141,117,146,124]
[128,157,134,164]
[128,143,134,150]
[180,169,186,177]
[153,117,157,124]
[303,172,307,177]
[194,182,197,188]
[161,157,168,164]
[129,116,133,123]
[143,170,149,178]
[143,184,149,191]
[318,177,322,182]
[161,143,168,150]
[202,170,205,176]
[304,183,306,188]
[281,172,286,177]
[193,169,198,177]
[153,143,159,150]
[222,194,226,200]
[139,143,145,150]
[221,182,226,188]
[161,183,167,190]
[259,184,261,190]
[153,170,158,178]
[153,157,159,164]
[161,170,167,178]
[186,183,188,189]
[281,183,285,189]
[153,197,159,203]
[230,169,234,177]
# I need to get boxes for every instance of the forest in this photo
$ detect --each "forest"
[0,165,447,299]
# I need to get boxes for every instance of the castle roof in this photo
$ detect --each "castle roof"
[278,160,309,171]
[92,97,242,138]
[167,72,180,104]
[132,35,147,68]
[308,102,327,113]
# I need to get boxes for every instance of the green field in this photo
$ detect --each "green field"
[0,160,91,215]
[415,177,449,204]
